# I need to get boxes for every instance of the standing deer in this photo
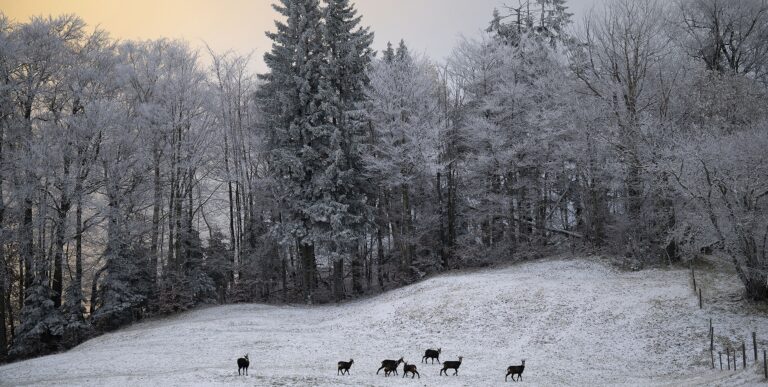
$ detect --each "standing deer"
[440,356,463,375]
[337,359,353,375]
[377,357,404,376]
[506,359,525,381]
[403,362,420,379]
[422,348,441,364]
[237,354,249,376]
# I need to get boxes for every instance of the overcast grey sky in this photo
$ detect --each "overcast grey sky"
[356,0,598,63]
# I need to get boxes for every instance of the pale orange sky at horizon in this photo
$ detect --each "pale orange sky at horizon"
[1,0,597,72]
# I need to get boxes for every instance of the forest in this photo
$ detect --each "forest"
[0,0,767,361]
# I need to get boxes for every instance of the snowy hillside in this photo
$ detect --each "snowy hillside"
[1,258,766,386]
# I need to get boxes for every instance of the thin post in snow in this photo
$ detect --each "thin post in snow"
[727,348,731,370]
[691,265,696,291]
[719,352,723,370]
[742,341,746,369]
[699,288,702,309]
[764,350,767,379]
[753,332,757,363]
[710,322,715,369]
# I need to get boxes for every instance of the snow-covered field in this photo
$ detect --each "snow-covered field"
[1,257,767,386]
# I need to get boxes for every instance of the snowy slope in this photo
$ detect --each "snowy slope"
[1,258,766,386]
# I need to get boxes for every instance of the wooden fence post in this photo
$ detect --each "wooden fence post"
[691,265,696,291]
[753,332,757,362]
[742,341,746,369]
[710,324,715,369]
[699,288,702,308]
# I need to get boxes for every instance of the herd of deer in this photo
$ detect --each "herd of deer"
[236,349,526,382]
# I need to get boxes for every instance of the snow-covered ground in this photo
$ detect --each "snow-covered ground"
[1,257,767,386]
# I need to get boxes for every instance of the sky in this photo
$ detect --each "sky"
[1,0,598,72]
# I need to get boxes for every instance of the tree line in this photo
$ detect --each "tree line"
[0,0,767,360]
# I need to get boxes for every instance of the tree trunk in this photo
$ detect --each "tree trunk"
[0,123,7,358]
[446,164,457,266]
[149,148,162,287]
[333,258,344,302]
[51,198,70,308]
[21,200,34,295]
[376,205,385,288]
[401,184,413,270]
[0,222,6,360]
[351,243,363,295]
[73,187,84,314]
[224,133,236,287]
[300,242,315,304]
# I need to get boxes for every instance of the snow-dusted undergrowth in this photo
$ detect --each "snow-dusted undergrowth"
[1,258,766,386]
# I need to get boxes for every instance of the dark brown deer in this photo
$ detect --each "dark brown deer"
[403,362,420,379]
[337,359,353,375]
[422,348,441,364]
[377,357,404,376]
[505,359,525,381]
[237,354,249,376]
[440,356,463,375]
[383,364,399,377]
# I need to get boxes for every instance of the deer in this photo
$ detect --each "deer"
[383,364,399,377]
[440,356,463,376]
[377,357,404,376]
[505,359,525,382]
[422,348,441,364]
[402,362,420,379]
[237,354,249,376]
[337,359,353,375]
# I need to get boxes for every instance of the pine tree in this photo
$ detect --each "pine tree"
[383,41,395,63]
[260,0,326,303]
[320,0,374,295]
[487,0,572,48]
[9,277,67,359]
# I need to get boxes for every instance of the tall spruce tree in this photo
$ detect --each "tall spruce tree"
[320,0,373,296]
[261,0,373,302]
[260,0,326,303]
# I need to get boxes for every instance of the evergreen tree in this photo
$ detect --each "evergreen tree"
[320,0,374,295]
[383,41,395,63]
[9,277,67,359]
[487,0,572,48]
[259,0,326,303]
